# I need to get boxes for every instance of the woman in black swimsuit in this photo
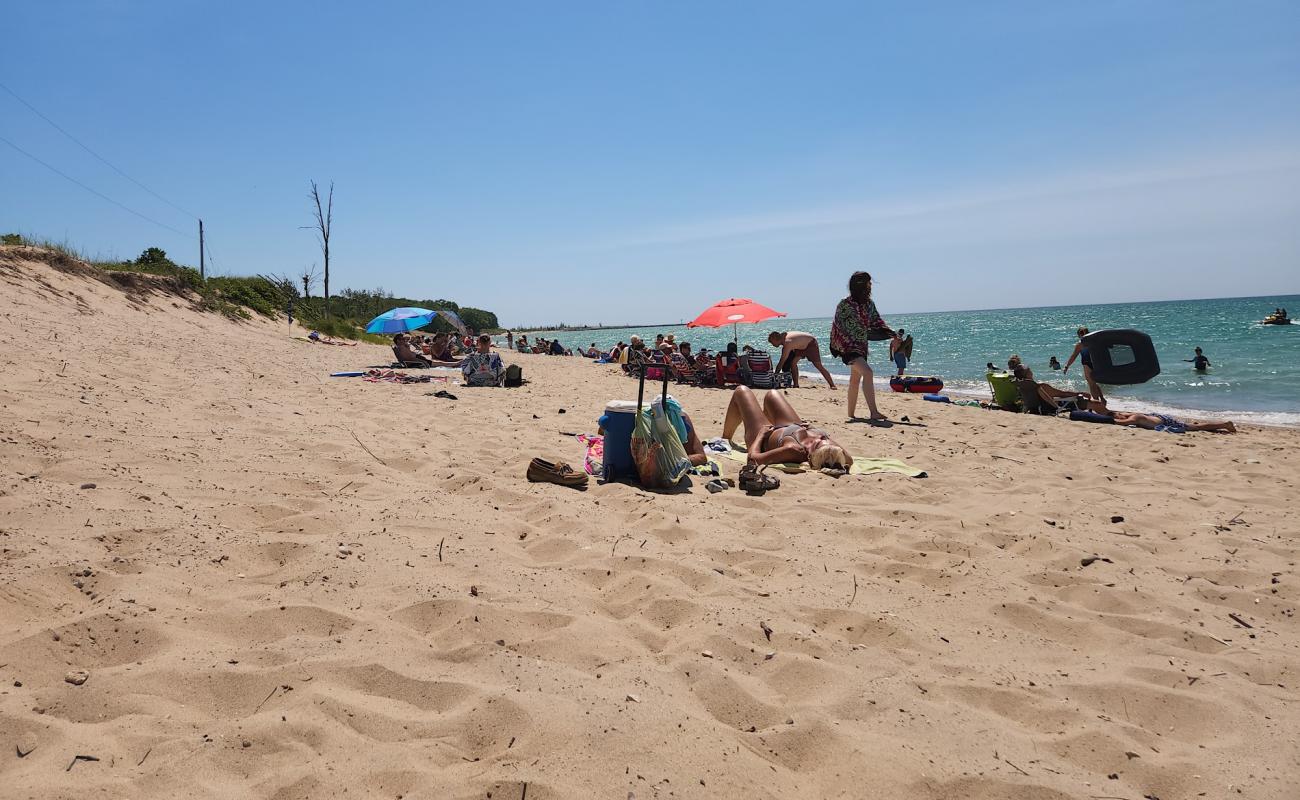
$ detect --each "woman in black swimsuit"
[721,386,852,470]
[1063,326,1105,402]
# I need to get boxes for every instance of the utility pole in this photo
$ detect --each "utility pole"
[198,219,205,279]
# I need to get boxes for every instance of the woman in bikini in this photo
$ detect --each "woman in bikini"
[1063,326,1105,402]
[722,386,853,483]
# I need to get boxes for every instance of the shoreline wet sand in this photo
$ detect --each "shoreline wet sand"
[2,251,1298,798]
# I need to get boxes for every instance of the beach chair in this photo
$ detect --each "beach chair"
[1015,379,1059,415]
[741,350,776,389]
[715,354,741,386]
[667,353,702,385]
[392,346,430,369]
[693,358,718,387]
[987,371,1020,410]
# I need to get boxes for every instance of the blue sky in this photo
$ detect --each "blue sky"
[3,1,1298,326]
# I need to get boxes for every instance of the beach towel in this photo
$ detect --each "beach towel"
[719,439,927,478]
[577,433,604,477]
[363,369,448,384]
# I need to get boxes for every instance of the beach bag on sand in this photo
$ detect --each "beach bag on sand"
[504,364,524,387]
[630,364,690,488]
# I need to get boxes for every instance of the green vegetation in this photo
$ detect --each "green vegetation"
[1,233,499,340]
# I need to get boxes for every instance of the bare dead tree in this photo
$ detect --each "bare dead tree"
[299,263,320,299]
[304,181,334,317]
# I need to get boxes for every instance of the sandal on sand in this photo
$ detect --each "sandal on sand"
[705,478,732,494]
[527,458,589,489]
[738,464,779,494]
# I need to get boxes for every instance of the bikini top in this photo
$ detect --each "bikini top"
[774,423,829,448]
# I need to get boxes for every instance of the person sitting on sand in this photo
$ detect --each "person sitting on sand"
[1080,399,1237,433]
[393,333,433,366]
[722,385,853,470]
[462,334,505,387]
[768,330,837,389]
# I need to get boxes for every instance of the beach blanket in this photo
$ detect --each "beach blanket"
[363,369,447,384]
[718,438,927,478]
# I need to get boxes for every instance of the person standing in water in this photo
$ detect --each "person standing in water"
[1049,356,1061,370]
[830,271,892,421]
[1186,347,1211,371]
[1064,326,1105,402]
[767,330,838,389]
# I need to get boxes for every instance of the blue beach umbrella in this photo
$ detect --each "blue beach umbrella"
[365,307,468,335]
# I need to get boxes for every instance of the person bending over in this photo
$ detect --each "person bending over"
[721,386,852,469]
[768,330,837,389]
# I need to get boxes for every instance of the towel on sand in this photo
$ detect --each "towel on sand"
[720,439,927,478]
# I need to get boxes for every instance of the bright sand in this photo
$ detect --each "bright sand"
[2,247,1298,799]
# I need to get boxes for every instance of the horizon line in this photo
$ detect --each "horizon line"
[511,291,1300,331]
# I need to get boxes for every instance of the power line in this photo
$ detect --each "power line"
[0,132,194,240]
[0,80,198,220]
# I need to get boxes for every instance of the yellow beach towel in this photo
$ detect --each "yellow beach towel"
[718,440,927,478]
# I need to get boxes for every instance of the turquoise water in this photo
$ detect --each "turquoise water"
[519,294,1300,426]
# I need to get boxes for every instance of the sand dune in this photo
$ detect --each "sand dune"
[1,246,1297,798]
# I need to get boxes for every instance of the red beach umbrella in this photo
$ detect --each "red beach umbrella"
[686,297,787,343]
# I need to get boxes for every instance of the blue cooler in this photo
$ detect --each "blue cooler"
[599,400,640,480]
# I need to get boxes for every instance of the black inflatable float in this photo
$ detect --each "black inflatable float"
[1081,329,1160,385]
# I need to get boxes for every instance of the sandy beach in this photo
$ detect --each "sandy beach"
[2,246,1298,798]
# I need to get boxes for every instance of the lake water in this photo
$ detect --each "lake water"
[519,294,1300,426]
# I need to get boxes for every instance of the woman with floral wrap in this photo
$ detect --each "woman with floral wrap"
[830,271,893,421]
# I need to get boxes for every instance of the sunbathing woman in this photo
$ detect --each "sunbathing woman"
[722,386,852,471]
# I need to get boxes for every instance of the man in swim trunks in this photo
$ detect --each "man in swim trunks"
[768,331,837,389]
[889,329,912,376]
